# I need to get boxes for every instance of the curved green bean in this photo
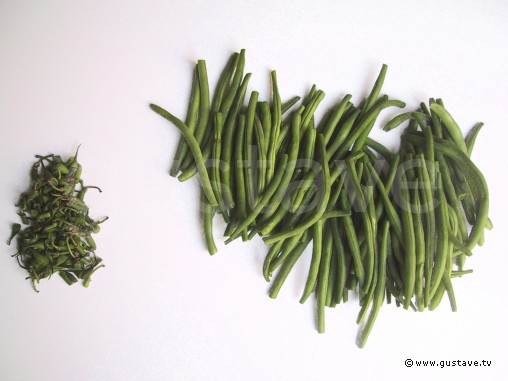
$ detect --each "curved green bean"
[150,104,218,206]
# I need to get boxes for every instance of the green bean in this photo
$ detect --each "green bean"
[254,114,267,194]
[362,64,388,115]
[429,103,468,154]
[330,218,348,304]
[244,91,259,209]
[327,108,361,159]
[221,73,252,208]
[300,220,323,303]
[404,133,489,250]
[465,122,484,157]
[384,154,400,193]
[383,112,414,132]
[258,108,303,233]
[346,157,375,291]
[442,272,457,312]
[365,138,394,162]
[281,96,301,114]
[268,232,304,276]
[301,90,325,134]
[259,101,272,152]
[150,104,218,206]
[340,192,365,286]
[357,220,389,348]
[451,269,473,278]
[429,171,449,300]
[303,127,317,168]
[428,280,446,311]
[357,241,378,323]
[416,154,436,306]
[269,232,311,299]
[263,240,284,281]
[210,112,229,220]
[180,52,239,175]
[170,65,200,176]
[347,99,406,155]
[320,95,352,144]
[437,155,468,239]
[234,115,248,239]
[263,135,330,245]
[317,225,333,333]
[325,232,337,308]
[220,49,245,119]
[225,155,289,243]
[266,71,282,183]
[386,245,404,291]
[192,60,211,149]
[363,159,402,241]
[412,186,425,311]
[202,193,217,255]
[422,124,435,185]
[398,168,415,309]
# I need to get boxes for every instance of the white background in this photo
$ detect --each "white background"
[1,1,507,380]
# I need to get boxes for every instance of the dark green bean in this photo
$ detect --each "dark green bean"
[170,65,200,176]
[362,64,388,115]
[357,221,389,348]
[398,168,415,309]
[150,104,218,206]
[465,122,484,157]
[202,193,217,255]
[320,95,352,144]
[244,91,260,209]
[300,220,323,303]
[429,103,468,154]
[281,96,301,114]
[234,115,248,240]
[192,60,211,149]
[429,171,449,300]
[269,232,311,299]
[317,225,333,333]
[220,49,245,119]
[225,155,289,243]
[258,107,303,232]
[263,135,331,245]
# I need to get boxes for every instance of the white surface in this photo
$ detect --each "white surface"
[1,1,507,380]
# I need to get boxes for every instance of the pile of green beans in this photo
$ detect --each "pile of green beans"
[378,100,492,315]
[150,50,490,347]
[8,148,107,291]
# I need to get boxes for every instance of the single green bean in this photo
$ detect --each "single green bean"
[244,91,259,209]
[398,168,416,309]
[362,64,388,115]
[300,220,323,303]
[170,65,200,176]
[281,96,301,114]
[202,193,217,255]
[317,225,333,333]
[429,171,449,300]
[429,103,467,154]
[150,104,217,206]
[465,122,484,157]
[357,220,389,348]
[320,95,352,144]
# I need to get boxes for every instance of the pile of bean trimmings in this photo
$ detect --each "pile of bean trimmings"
[151,50,491,347]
